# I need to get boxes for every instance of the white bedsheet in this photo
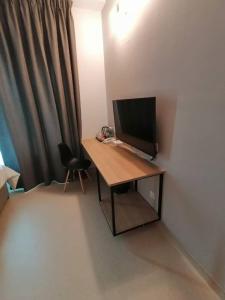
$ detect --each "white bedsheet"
[0,165,20,189]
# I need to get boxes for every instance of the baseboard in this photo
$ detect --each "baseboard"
[159,222,225,299]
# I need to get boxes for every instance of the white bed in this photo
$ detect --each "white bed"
[0,165,20,213]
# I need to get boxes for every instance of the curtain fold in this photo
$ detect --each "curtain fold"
[0,0,81,190]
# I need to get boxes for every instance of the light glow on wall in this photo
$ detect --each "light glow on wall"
[110,0,150,42]
[72,8,103,57]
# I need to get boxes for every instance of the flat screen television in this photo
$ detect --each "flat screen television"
[113,97,157,158]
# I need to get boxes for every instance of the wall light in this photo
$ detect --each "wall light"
[110,0,150,42]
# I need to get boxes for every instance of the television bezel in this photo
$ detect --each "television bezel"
[112,97,157,158]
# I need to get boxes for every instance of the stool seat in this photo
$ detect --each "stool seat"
[66,158,91,171]
[66,158,79,169]
[77,159,91,170]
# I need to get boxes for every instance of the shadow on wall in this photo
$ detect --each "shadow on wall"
[156,93,178,162]
[162,172,225,295]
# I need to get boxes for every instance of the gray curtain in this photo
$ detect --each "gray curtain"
[0,0,81,190]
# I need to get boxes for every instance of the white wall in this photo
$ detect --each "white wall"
[72,7,108,139]
[74,0,105,11]
[102,0,225,294]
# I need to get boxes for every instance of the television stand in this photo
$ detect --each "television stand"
[82,138,165,236]
[114,140,155,162]
[112,139,123,145]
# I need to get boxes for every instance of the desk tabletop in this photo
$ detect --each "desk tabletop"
[82,138,165,187]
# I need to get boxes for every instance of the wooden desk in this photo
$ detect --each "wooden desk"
[82,138,165,236]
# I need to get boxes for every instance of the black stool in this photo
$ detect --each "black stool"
[58,143,91,193]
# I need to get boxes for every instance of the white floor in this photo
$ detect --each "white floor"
[0,180,221,300]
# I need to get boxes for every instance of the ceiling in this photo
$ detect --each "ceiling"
[73,0,106,11]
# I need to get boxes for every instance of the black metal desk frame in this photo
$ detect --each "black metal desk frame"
[96,169,164,237]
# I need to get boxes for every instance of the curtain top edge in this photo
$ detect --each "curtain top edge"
[0,0,73,8]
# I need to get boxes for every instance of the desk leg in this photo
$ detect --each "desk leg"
[158,174,164,220]
[110,188,116,236]
[96,169,102,202]
[134,180,138,192]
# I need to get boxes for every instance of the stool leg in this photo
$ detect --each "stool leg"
[64,170,70,192]
[78,170,85,193]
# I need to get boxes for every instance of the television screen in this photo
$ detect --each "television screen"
[113,97,157,158]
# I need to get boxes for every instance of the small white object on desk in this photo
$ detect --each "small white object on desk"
[112,139,123,145]
[102,137,116,144]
